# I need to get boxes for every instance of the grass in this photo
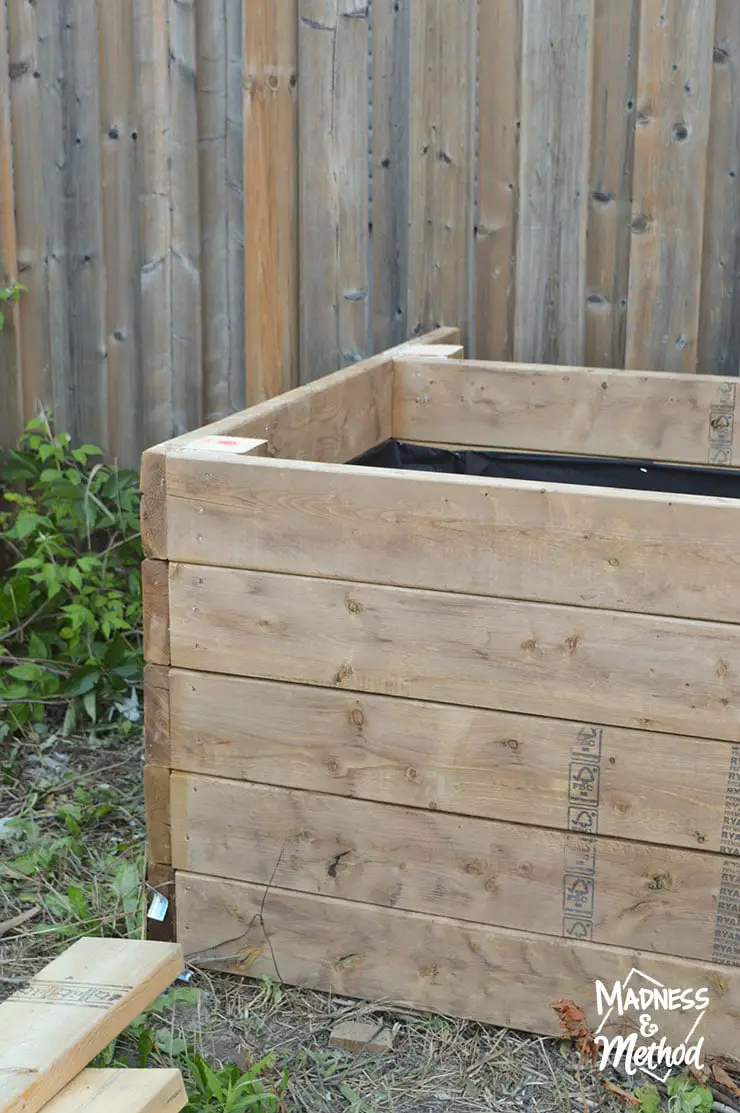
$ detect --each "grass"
[0,725,733,1113]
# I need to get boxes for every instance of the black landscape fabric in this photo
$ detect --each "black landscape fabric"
[349,439,740,500]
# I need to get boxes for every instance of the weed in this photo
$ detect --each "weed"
[0,413,143,733]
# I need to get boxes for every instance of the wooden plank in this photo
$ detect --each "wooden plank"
[0,938,183,1113]
[169,565,740,743]
[166,452,740,624]
[144,765,171,866]
[171,774,730,961]
[407,0,476,351]
[372,0,410,351]
[515,0,593,366]
[99,0,142,468]
[142,559,170,666]
[244,0,299,403]
[7,0,52,431]
[145,664,171,766]
[197,0,231,422]
[169,0,202,435]
[43,1069,186,1113]
[225,0,246,415]
[140,447,168,559]
[0,0,23,451]
[585,0,640,369]
[626,0,716,373]
[393,358,740,467]
[169,672,736,853]
[135,0,173,449]
[61,0,108,450]
[476,0,521,362]
[37,2,72,436]
[299,0,369,384]
[176,871,740,1057]
[142,327,460,461]
[698,0,740,376]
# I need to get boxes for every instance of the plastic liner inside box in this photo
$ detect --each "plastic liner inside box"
[348,439,740,500]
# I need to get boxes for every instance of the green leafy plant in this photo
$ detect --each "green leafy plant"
[185,1053,288,1113]
[634,1077,715,1113]
[0,413,143,732]
[0,281,25,331]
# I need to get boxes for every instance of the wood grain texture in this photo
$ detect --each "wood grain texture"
[165,452,740,624]
[0,938,183,1113]
[43,1069,186,1113]
[626,0,716,373]
[176,872,740,1056]
[0,0,22,450]
[144,765,171,866]
[244,0,299,403]
[197,0,231,421]
[407,0,476,351]
[62,0,108,450]
[168,671,735,853]
[136,0,174,449]
[168,566,740,742]
[142,559,170,666]
[476,0,521,362]
[585,0,640,368]
[299,0,369,384]
[144,664,171,766]
[171,774,728,961]
[698,0,740,376]
[393,358,740,467]
[372,0,410,350]
[140,447,168,559]
[225,0,246,415]
[169,0,202,434]
[7,0,51,429]
[99,0,142,467]
[142,327,459,460]
[515,0,593,365]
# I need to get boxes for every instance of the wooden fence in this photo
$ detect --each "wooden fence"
[0,0,737,467]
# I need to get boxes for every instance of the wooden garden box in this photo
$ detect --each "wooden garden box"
[141,328,740,1056]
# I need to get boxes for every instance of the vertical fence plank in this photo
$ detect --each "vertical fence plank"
[37,2,73,436]
[698,0,740,375]
[585,0,640,369]
[169,0,202,433]
[244,0,299,401]
[372,0,409,351]
[626,0,716,373]
[98,0,142,467]
[198,0,230,421]
[515,0,594,366]
[226,0,245,412]
[135,0,172,449]
[7,0,50,432]
[407,0,476,351]
[61,0,108,449]
[299,0,369,384]
[476,0,521,361]
[0,0,22,449]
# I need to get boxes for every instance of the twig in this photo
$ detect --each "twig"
[0,905,41,939]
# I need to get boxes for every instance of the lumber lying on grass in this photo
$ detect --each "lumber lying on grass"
[42,1068,187,1113]
[0,937,184,1113]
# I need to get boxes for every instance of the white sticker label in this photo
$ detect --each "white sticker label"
[147,892,169,922]
[185,435,266,455]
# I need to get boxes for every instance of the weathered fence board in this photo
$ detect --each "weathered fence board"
[1,0,739,466]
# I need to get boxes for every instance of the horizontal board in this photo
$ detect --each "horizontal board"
[168,566,740,742]
[165,452,740,623]
[169,671,737,853]
[393,358,740,467]
[176,871,740,1057]
[171,774,732,962]
[43,1069,186,1113]
[0,938,183,1113]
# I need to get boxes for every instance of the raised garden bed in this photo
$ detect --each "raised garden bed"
[141,328,740,1057]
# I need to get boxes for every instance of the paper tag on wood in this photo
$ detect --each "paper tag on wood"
[147,893,169,922]
[184,435,267,455]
